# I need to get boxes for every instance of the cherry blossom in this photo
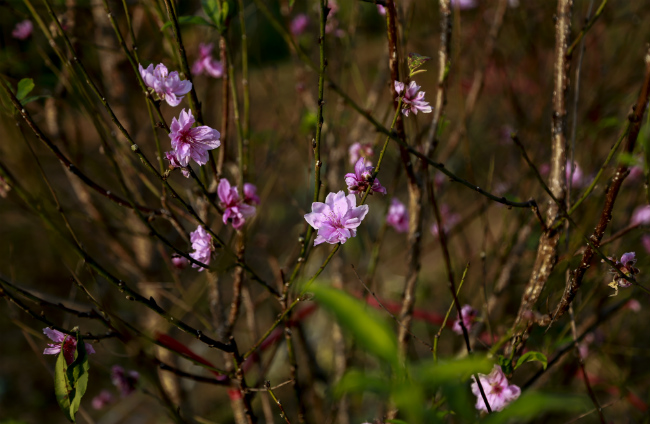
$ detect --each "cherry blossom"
[471,365,520,413]
[218,179,256,230]
[192,43,224,78]
[345,157,387,196]
[304,191,369,246]
[348,142,374,165]
[452,304,478,335]
[189,225,213,271]
[386,198,409,233]
[394,80,432,116]
[12,20,33,40]
[138,63,192,107]
[43,328,95,365]
[166,109,220,168]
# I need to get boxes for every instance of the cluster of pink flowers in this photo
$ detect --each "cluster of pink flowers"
[394,81,432,116]
[165,109,221,174]
[42,328,95,365]
[192,43,224,78]
[218,179,257,230]
[290,13,310,36]
[471,365,521,412]
[139,63,192,107]
[348,142,374,165]
[304,191,369,246]
[189,226,214,271]
[345,158,386,196]
[452,304,478,335]
[431,204,461,236]
[12,20,33,40]
[386,198,409,233]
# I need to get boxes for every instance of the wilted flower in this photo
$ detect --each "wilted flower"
[631,205,650,226]
[290,13,309,36]
[605,252,639,296]
[304,191,369,246]
[171,254,189,270]
[12,20,33,40]
[164,151,190,178]
[431,204,461,236]
[452,304,478,335]
[111,365,140,397]
[243,183,260,206]
[394,80,432,116]
[471,365,521,413]
[386,198,409,233]
[345,157,387,196]
[91,390,114,410]
[192,43,224,78]
[138,63,192,107]
[348,142,374,165]
[189,225,213,271]
[43,328,96,365]
[166,109,221,168]
[218,179,256,230]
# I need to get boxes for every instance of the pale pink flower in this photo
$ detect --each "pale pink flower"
[189,225,213,271]
[566,161,584,188]
[91,390,114,410]
[111,365,140,397]
[304,191,369,246]
[325,0,345,37]
[608,252,639,289]
[377,5,386,15]
[164,151,190,178]
[243,183,260,205]
[43,328,96,365]
[348,142,374,165]
[632,205,650,225]
[218,179,256,230]
[386,198,409,233]
[138,63,192,107]
[171,254,189,270]
[0,176,10,198]
[431,204,461,236]
[471,365,521,412]
[394,80,432,116]
[629,165,644,181]
[290,13,310,36]
[345,157,387,196]
[166,109,220,168]
[626,299,642,313]
[12,20,33,40]
[451,0,478,9]
[452,304,478,335]
[192,43,224,78]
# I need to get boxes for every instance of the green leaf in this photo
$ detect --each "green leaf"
[497,355,513,375]
[514,351,547,370]
[289,0,296,10]
[408,53,431,77]
[20,94,51,105]
[202,0,221,25]
[481,392,588,424]
[161,15,215,31]
[597,116,619,130]
[414,356,494,386]
[54,331,90,422]
[311,286,398,366]
[16,78,34,101]
[617,152,639,167]
[386,420,410,424]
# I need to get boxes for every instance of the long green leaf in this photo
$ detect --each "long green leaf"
[16,78,34,100]
[54,331,90,422]
[514,351,547,370]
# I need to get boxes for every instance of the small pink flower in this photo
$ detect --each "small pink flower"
[348,142,374,165]
[164,151,190,178]
[304,191,369,246]
[12,20,33,40]
[345,157,387,196]
[606,252,639,292]
[138,63,192,107]
[290,13,310,36]
[632,205,650,226]
[111,365,140,397]
[431,204,461,236]
[218,179,256,230]
[192,43,224,78]
[394,80,432,116]
[626,299,642,313]
[189,225,213,271]
[166,109,220,168]
[91,390,114,410]
[566,161,584,188]
[387,198,409,233]
[377,5,386,15]
[43,328,96,365]
[471,365,520,413]
[171,254,189,270]
[452,304,478,335]
[243,183,261,205]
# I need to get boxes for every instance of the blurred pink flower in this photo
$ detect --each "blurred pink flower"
[138,63,192,107]
[626,299,642,313]
[451,0,478,10]
[189,225,213,271]
[632,205,650,226]
[304,191,369,246]
[43,328,95,365]
[387,198,409,233]
[171,254,189,270]
[91,390,114,410]
[607,252,639,292]
[471,365,520,412]
[218,179,256,230]
[431,204,461,236]
[290,13,309,36]
[642,234,650,254]
[452,304,478,335]
[348,142,374,165]
[243,183,260,205]
[12,20,33,40]
[166,109,220,168]
[578,332,595,358]
[345,157,386,196]
[325,0,345,37]
[111,365,140,397]
[192,43,224,78]
[377,5,386,15]
[0,176,10,198]
[394,80,432,116]
[629,165,644,181]
[566,161,584,188]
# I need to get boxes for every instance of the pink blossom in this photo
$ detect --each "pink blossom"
[189,225,213,271]
[91,390,114,410]
[629,165,644,181]
[218,179,256,230]
[192,43,224,78]
[166,109,220,168]
[566,161,584,188]
[348,142,374,165]
[171,254,189,270]
[0,176,10,198]
[138,63,192,107]
[377,5,386,15]
[164,151,190,178]
[431,204,461,236]
[325,0,345,37]
[632,205,650,225]
[111,365,140,397]
[452,304,478,335]
[606,252,639,292]
[394,80,432,116]
[386,198,409,233]
[43,328,96,365]
[471,365,521,413]
[345,157,387,196]
[12,20,33,40]
[243,183,261,205]
[626,299,642,313]
[290,13,310,36]
[304,191,369,246]
[451,0,478,9]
